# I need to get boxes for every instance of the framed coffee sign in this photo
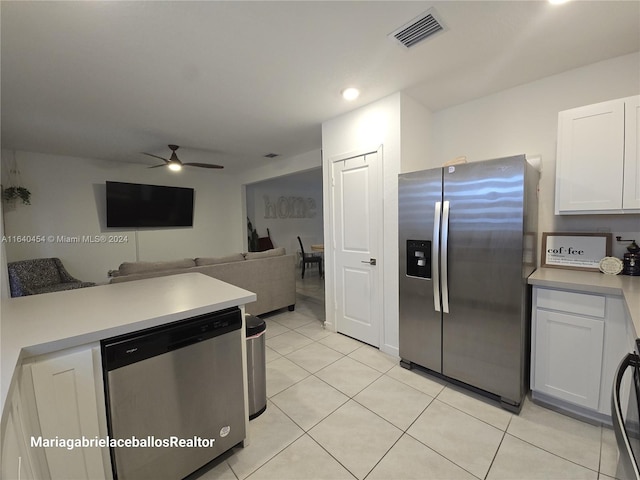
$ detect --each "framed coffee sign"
[541,233,612,271]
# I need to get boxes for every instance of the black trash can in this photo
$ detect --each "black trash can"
[245,314,267,420]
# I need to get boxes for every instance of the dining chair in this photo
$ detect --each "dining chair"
[297,236,322,279]
[257,228,275,252]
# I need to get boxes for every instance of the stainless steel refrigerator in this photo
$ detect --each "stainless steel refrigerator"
[398,155,538,411]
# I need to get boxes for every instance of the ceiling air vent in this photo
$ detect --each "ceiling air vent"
[388,8,446,49]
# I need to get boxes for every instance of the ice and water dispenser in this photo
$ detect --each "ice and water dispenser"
[406,240,431,279]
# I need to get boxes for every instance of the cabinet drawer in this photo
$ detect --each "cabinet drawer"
[536,288,605,318]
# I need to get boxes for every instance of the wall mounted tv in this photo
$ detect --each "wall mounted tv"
[106,181,194,228]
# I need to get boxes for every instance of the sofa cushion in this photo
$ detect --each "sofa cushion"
[244,247,286,260]
[195,253,245,266]
[118,258,196,276]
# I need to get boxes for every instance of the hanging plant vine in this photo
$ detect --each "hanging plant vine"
[2,186,31,205]
[2,151,31,205]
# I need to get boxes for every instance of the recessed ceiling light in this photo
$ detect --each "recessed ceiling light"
[548,0,569,4]
[341,87,360,101]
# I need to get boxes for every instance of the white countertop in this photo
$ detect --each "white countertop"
[1,273,256,415]
[528,268,640,334]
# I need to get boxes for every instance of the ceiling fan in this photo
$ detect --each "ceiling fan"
[143,144,224,171]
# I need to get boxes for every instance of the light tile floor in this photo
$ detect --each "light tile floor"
[198,275,622,480]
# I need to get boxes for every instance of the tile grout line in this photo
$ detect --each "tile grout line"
[482,414,513,480]
[360,432,405,480]
[264,295,606,480]
[398,397,495,480]
[270,300,511,480]
[304,433,359,480]
[503,431,602,475]
[237,401,306,480]
[398,399,484,480]
[275,297,487,458]
[248,294,370,479]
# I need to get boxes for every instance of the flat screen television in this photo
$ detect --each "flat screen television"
[106,181,194,228]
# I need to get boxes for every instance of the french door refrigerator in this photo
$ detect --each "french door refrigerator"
[398,155,538,411]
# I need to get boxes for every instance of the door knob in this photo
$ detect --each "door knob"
[361,258,377,265]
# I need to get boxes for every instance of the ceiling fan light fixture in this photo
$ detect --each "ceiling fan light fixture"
[143,145,224,170]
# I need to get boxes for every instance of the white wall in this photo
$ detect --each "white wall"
[1,199,8,300]
[237,149,322,186]
[430,52,640,258]
[237,149,322,252]
[322,91,429,356]
[246,169,323,256]
[1,150,243,284]
[400,93,433,174]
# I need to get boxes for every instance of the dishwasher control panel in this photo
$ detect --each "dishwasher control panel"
[102,307,241,371]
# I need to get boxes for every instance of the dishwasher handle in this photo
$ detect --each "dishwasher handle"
[612,352,640,480]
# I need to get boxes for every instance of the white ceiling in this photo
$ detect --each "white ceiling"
[2,1,639,173]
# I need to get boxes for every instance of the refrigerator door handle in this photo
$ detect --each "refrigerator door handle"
[433,201,442,312]
[441,201,450,314]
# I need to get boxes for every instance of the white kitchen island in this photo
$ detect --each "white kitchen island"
[1,273,256,480]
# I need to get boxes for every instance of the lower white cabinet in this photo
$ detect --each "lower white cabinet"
[2,343,113,480]
[531,286,629,421]
[533,309,604,409]
[1,385,36,480]
[27,344,110,480]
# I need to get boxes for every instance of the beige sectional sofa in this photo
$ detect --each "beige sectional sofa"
[110,248,296,316]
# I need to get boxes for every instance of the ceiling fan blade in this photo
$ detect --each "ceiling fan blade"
[142,152,170,162]
[183,162,224,169]
[148,164,168,169]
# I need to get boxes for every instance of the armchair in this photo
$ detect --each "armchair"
[8,258,95,297]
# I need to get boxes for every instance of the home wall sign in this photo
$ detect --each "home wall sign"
[541,232,612,272]
[263,195,317,219]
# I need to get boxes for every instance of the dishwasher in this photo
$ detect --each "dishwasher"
[101,307,246,480]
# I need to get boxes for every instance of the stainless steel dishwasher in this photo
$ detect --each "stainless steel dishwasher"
[102,307,246,480]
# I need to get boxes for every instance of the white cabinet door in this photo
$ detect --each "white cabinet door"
[533,309,604,410]
[555,99,625,213]
[623,95,640,209]
[1,388,36,480]
[30,345,108,480]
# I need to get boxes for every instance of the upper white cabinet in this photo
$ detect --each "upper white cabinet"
[623,96,640,209]
[555,95,640,214]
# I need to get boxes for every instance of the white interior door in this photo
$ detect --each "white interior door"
[331,151,382,347]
